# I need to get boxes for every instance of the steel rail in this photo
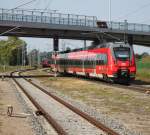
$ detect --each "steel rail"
[19,70,120,135]
[41,70,150,94]
[11,71,67,135]
[1,75,54,78]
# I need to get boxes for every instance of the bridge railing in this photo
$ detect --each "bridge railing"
[1,8,150,33]
[0,8,97,27]
[107,21,150,33]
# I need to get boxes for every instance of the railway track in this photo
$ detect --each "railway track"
[11,70,67,135]
[11,69,120,135]
[40,68,150,94]
[20,68,150,96]
[58,73,150,94]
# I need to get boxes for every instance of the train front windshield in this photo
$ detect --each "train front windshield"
[113,47,130,61]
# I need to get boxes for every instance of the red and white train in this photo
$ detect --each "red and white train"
[41,59,50,68]
[50,42,136,84]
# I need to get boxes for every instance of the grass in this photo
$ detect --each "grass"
[136,56,150,82]
[136,68,150,81]
[45,77,150,114]
[22,68,150,134]
[0,65,31,73]
[24,69,150,116]
[28,71,150,115]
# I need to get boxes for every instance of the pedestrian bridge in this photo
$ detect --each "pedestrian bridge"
[0,8,150,47]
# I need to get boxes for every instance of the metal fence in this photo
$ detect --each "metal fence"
[1,9,150,33]
[0,8,97,27]
[107,21,150,33]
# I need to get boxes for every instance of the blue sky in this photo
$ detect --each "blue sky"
[1,0,150,54]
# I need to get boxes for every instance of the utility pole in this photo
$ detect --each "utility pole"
[84,40,86,50]
[37,49,40,67]
[22,45,23,67]
[62,40,66,51]
[124,19,128,43]
[109,0,111,22]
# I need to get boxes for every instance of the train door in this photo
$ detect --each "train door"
[96,54,101,74]
[82,57,85,74]
[93,55,97,74]
[96,53,108,74]
[102,54,108,74]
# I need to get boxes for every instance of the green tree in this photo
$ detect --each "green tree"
[0,36,27,66]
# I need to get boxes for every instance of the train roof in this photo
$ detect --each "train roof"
[58,42,130,54]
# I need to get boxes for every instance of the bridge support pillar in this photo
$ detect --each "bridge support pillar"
[84,40,86,50]
[128,35,133,46]
[53,37,59,51]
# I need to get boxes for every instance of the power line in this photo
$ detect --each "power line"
[43,0,53,12]
[0,0,38,35]
[0,26,20,36]
[139,18,150,24]
[34,0,40,9]
[12,0,37,10]
[114,1,150,21]
[16,8,58,13]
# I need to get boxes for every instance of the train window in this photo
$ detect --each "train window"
[77,60,78,66]
[63,59,65,65]
[113,47,130,61]
[66,59,68,65]
[78,60,80,66]
[69,59,71,66]
[96,54,107,65]
[70,60,72,66]
[74,60,76,67]
[75,60,77,66]
[103,54,107,64]
[56,60,59,65]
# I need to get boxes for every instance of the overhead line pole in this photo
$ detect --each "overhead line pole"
[109,0,112,22]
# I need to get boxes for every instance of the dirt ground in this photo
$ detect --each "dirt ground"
[0,78,35,135]
[23,69,150,135]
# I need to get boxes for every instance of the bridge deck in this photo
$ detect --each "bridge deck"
[0,8,150,46]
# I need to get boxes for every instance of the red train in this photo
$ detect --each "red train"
[41,59,50,68]
[51,42,136,84]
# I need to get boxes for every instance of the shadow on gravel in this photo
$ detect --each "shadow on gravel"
[9,114,27,118]
[133,80,150,85]
[0,113,27,118]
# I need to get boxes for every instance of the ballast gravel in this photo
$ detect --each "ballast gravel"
[11,79,57,135]
[31,78,142,135]
[16,78,106,135]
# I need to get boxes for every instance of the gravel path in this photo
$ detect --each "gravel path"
[0,79,35,135]
[11,78,57,135]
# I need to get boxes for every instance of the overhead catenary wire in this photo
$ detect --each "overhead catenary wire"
[138,16,150,24]
[33,0,41,10]
[43,0,53,12]
[12,0,37,10]
[114,1,150,21]
[140,19,150,24]
[4,0,38,12]
[0,26,21,36]
[0,0,38,35]
[17,0,58,13]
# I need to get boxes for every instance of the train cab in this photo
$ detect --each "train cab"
[109,43,136,83]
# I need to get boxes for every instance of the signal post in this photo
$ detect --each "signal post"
[53,36,59,77]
